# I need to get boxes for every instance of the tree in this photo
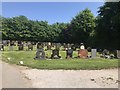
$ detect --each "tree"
[96,2,120,49]
[69,8,96,46]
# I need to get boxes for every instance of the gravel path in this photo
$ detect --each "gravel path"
[22,69,118,88]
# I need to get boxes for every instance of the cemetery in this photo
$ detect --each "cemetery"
[1,40,119,70]
[1,2,120,70]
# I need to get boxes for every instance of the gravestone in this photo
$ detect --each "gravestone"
[55,43,61,50]
[51,49,61,59]
[78,49,88,59]
[2,40,7,46]
[66,48,73,59]
[9,41,14,51]
[80,43,85,50]
[63,43,68,51]
[34,48,45,60]
[71,44,77,51]
[101,49,110,58]
[91,49,97,58]
[47,42,51,50]
[37,42,43,49]
[28,42,33,50]
[18,41,22,46]
[18,44,24,50]
[114,50,120,59]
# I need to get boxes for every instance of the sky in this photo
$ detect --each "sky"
[2,2,104,24]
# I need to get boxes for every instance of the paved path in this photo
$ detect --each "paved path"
[0,61,31,88]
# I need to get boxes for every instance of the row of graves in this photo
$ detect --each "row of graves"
[34,43,120,60]
[0,40,61,51]
[0,40,120,60]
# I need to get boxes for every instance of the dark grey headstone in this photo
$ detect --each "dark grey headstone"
[18,44,24,50]
[66,49,73,58]
[91,49,97,58]
[101,49,110,58]
[34,48,45,60]
[51,49,61,59]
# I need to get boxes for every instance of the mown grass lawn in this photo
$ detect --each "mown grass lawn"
[1,48,119,70]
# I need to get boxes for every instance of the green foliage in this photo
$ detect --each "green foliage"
[67,8,96,47]
[1,9,96,44]
[96,2,120,49]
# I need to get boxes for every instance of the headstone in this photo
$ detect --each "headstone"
[28,43,33,50]
[51,49,61,59]
[80,43,85,50]
[63,43,68,51]
[101,49,110,58]
[91,49,97,58]
[2,40,7,46]
[18,41,22,46]
[71,44,77,51]
[78,49,88,59]
[7,40,10,46]
[37,42,43,49]
[9,41,14,51]
[87,47,91,52]
[114,50,120,59]
[66,48,73,59]
[47,42,51,50]
[34,48,45,60]
[55,43,61,50]
[18,44,24,50]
